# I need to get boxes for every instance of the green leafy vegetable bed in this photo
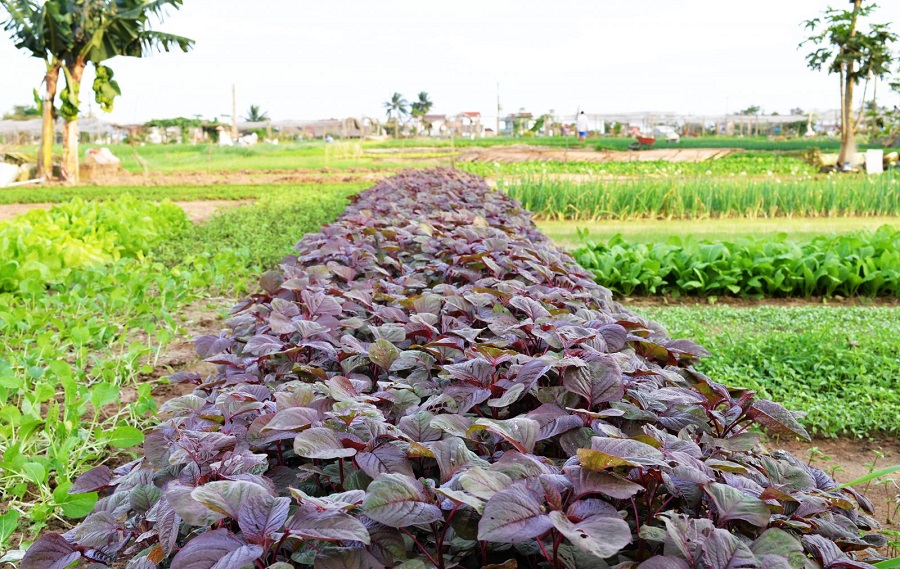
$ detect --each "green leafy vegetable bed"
[0,184,358,544]
[573,227,900,297]
[0,196,188,293]
[637,305,900,437]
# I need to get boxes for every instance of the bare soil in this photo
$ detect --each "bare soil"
[768,437,900,531]
[455,145,740,164]
[359,145,740,164]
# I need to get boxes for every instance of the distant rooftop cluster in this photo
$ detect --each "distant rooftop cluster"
[0,108,843,145]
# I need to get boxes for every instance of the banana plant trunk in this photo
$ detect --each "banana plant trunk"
[38,63,61,180]
[61,59,86,184]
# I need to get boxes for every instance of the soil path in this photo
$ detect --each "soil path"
[362,145,740,163]
[771,437,900,531]
[0,199,255,223]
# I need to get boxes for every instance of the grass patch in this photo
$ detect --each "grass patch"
[635,305,900,437]
[157,182,366,270]
[0,183,335,204]
[539,216,900,248]
[0,183,272,204]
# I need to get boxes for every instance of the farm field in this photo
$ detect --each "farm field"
[1,140,899,565]
[11,168,893,560]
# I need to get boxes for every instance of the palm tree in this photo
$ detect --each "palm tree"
[245,104,269,122]
[384,92,408,139]
[1,0,72,178]
[410,91,433,133]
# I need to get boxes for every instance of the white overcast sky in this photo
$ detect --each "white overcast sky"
[2,0,900,123]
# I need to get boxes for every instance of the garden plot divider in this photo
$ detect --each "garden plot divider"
[25,169,887,568]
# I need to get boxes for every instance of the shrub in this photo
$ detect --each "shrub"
[24,170,884,568]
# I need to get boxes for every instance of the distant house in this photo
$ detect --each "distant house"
[422,114,447,136]
[300,118,369,139]
[455,112,483,138]
[501,112,535,136]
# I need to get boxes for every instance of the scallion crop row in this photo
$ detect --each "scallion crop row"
[461,153,817,178]
[502,173,900,220]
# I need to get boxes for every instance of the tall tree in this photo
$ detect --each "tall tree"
[802,1,898,167]
[1,0,72,178]
[55,0,193,182]
[384,92,408,139]
[2,104,41,120]
[410,91,432,132]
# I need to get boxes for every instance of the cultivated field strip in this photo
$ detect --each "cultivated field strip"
[24,170,884,568]
[503,174,900,220]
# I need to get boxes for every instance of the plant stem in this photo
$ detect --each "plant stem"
[400,527,438,567]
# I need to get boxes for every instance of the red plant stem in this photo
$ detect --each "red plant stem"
[400,527,439,567]
[273,531,292,557]
[552,531,564,569]
[631,497,642,534]
[653,496,676,518]
[536,537,555,566]
[431,521,448,569]
[437,502,462,555]
[276,441,284,466]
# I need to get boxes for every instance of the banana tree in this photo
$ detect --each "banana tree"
[1,0,73,179]
[57,0,193,182]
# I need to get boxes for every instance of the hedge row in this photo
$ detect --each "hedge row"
[25,170,884,568]
[573,227,900,298]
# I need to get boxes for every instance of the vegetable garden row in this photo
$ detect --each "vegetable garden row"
[0,184,359,541]
[24,170,886,568]
[503,173,900,220]
[461,153,818,178]
[573,227,900,297]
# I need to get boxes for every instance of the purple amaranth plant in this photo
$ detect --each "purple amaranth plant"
[24,169,885,569]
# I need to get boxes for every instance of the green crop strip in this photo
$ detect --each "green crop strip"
[636,305,900,438]
[572,227,900,298]
[460,153,818,178]
[502,173,900,220]
[0,183,362,543]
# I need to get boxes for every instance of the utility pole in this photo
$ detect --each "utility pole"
[231,84,238,141]
[496,82,501,136]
